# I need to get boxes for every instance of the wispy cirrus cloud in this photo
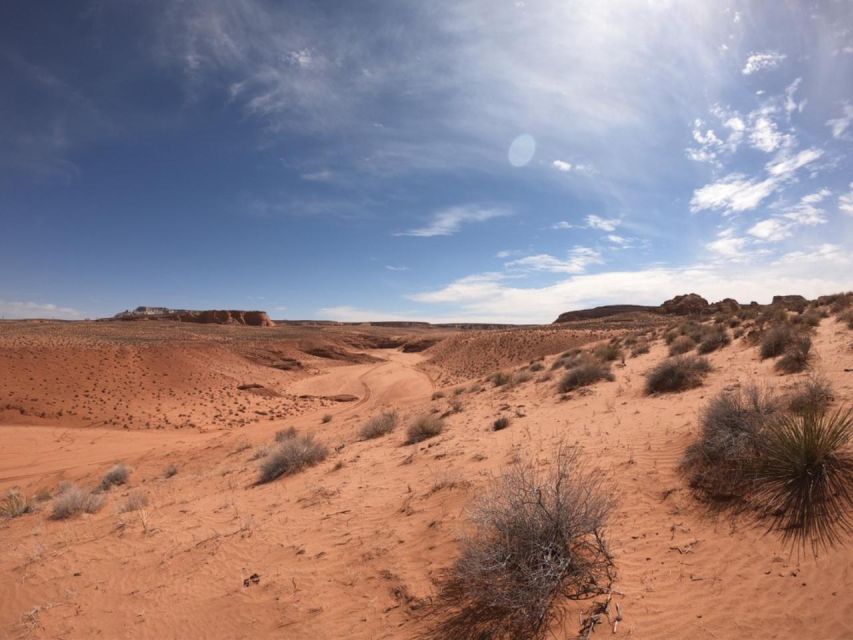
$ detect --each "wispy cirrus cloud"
[826,103,853,139]
[505,247,602,274]
[0,299,83,319]
[395,205,510,237]
[742,51,786,75]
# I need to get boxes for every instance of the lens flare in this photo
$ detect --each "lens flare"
[508,134,536,167]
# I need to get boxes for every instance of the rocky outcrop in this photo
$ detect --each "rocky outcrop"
[659,293,711,316]
[112,308,274,326]
[771,295,808,312]
[711,298,741,314]
[554,305,655,323]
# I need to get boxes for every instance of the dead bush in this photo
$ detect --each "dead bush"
[424,445,614,640]
[512,370,533,385]
[119,490,149,513]
[100,463,130,490]
[490,371,512,387]
[775,335,812,374]
[50,484,104,520]
[321,414,333,424]
[683,385,779,499]
[559,360,614,393]
[668,335,696,356]
[360,411,398,440]
[839,309,853,329]
[275,426,298,442]
[0,490,34,518]
[645,356,711,394]
[405,415,444,444]
[697,329,731,354]
[786,376,834,415]
[493,416,511,431]
[759,324,798,359]
[257,434,328,484]
[630,340,650,357]
[163,464,178,478]
[592,343,622,362]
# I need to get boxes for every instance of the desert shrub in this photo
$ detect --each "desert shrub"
[449,398,464,414]
[119,490,149,513]
[275,426,298,442]
[490,371,512,387]
[425,445,613,640]
[529,361,545,372]
[645,356,711,394]
[454,387,466,396]
[664,327,680,344]
[759,324,798,359]
[683,386,779,498]
[50,485,104,520]
[559,361,614,393]
[630,339,650,357]
[786,377,834,415]
[728,316,742,328]
[775,335,812,374]
[592,343,623,362]
[432,391,446,400]
[360,411,398,440]
[493,416,511,431]
[469,383,483,393]
[753,408,853,553]
[321,414,333,423]
[796,309,822,328]
[839,309,853,329]
[163,464,178,478]
[405,415,444,444]
[100,463,130,490]
[668,335,696,356]
[733,327,744,339]
[697,329,731,354]
[257,434,328,484]
[679,321,705,343]
[512,370,533,385]
[0,490,34,518]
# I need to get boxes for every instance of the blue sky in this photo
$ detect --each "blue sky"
[1,0,852,323]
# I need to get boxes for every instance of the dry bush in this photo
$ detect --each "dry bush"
[257,434,328,484]
[786,376,834,415]
[1,490,34,518]
[424,445,614,640]
[360,411,398,440]
[664,327,680,344]
[697,329,731,354]
[490,371,512,387]
[668,335,696,356]
[100,463,130,490]
[645,356,711,394]
[275,426,298,442]
[512,370,533,385]
[321,414,333,423]
[753,408,853,553]
[432,391,446,400]
[775,335,812,374]
[759,324,798,359]
[839,309,853,329]
[493,416,511,431]
[163,464,178,478]
[529,361,545,372]
[592,343,623,362]
[630,340,650,357]
[50,484,104,520]
[683,386,779,499]
[559,360,614,393]
[796,309,822,328]
[119,490,149,513]
[405,415,444,444]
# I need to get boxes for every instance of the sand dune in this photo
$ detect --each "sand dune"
[1,315,852,638]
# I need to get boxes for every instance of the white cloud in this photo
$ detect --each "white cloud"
[551,221,574,230]
[742,51,786,75]
[552,160,573,172]
[585,214,620,231]
[706,228,749,258]
[505,247,602,274]
[746,191,828,243]
[0,300,83,319]
[765,147,823,177]
[784,78,804,115]
[385,265,410,271]
[747,218,791,242]
[690,173,779,214]
[606,234,629,246]
[826,103,853,139]
[749,115,782,152]
[840,182,853,216]
[408,245,851,323]
[395,205,510,237]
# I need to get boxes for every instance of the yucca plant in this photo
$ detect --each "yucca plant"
[753,408,853,554]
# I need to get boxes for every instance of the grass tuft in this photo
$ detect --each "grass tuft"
[359,411,398,440]
[100,463,130,491]
[50,484,104,520]
[645,356,711,394]
[558,360,614,393]
[257,434,328,483]
[405,415,444,444]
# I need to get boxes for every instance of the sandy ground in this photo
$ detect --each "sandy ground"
[1,317,852,639]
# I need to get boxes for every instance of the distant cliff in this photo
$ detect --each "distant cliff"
[110,308,274,326]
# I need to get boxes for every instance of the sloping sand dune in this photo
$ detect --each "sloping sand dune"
[1,317,851,639]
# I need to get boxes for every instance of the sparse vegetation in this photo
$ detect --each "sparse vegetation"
[775,335,812,374]
[630,339,650,357]
[529,361,545,372]
[163,464,178,479]
[592,342,623,362]
[759,324,798,359]
[753,407,853,553]
[257,434,328,483]
[1,490,34,518]
[321,413,333,423]
[275,426,298,442]
[512,370,533,385]
[425,445,613,640]
[559,360,614,393]
[100,463,130,490]
[405,415,444,444]
[360,411,398,440]
[432,391,446,400]
[493,416,511,431]
[668,335,696,355]
[786,376,834,415]
[119,490,149,513]
[50,484,104,520]
[489,371,512,387]
[697,328,730,354]
[645,356,711,394]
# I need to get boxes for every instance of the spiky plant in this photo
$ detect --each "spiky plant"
[754,408,853,554]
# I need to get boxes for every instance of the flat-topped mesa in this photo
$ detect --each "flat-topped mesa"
[111,308,274,326]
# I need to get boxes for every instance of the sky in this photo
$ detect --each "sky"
[1,0,852,323]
